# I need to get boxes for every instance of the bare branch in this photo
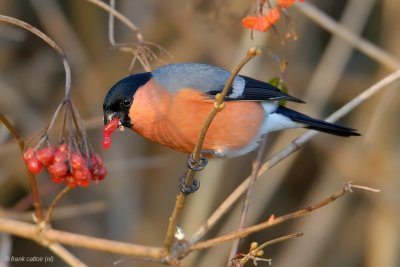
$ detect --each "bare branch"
[190,69,400,244]
[295,2,400,70]
[0,217,166,259]
[163,47,262,251]
[188,182,377,252]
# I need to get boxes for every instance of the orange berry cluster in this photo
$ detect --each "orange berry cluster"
[242,0,304,32]
[23,144,106,187]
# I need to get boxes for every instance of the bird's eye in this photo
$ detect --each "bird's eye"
[122,99,131,107]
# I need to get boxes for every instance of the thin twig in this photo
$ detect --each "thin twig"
[189,69,400,244]
[235,232,303,266]
[44,186,73,225]
[0,114,44,223]
[0,217,166,259]
[84,0,142,40]
[6,201,107,222]
[228,136,268,262]
[253,232,303,256]
[102,0,165,71]
[48,243,88,267]
[163,47,262,251]
[108,0,117,46]
[295,1,400,70]
[188,182,377,252]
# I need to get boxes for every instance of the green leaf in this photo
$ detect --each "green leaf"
[268,77,289,106]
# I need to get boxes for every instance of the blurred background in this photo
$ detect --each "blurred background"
[0,0,399,266]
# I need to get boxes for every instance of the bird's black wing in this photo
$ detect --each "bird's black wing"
[206,75,305,103]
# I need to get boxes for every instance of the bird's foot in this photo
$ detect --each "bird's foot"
[178,174,200,194]
[186,154,208,171]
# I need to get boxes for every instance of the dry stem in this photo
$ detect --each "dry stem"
[295,2,400,70]
[228,136,268,261]
[0,114,44,223]
[44,186,73,225]
[0,217,165,259]
[235,232,303,266]
[84,0,141,38]
[188,182,376,252]
[189,69,400,244]
[163,47,262,251]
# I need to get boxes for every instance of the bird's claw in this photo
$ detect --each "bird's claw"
[178,175,200,194]
[186,154,208,171]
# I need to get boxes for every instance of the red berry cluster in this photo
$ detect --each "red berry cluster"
[23,144,107,187]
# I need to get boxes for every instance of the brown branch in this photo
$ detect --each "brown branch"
[163,47,262,251]
[235,232,303,266]
[189,69,400,244]
[5,201,107,222]
[0,114,44,223]
[47,243,88,267]
[44,186,73,225]
[188,182,377,252]
[228,136,268,261]
[84,0,141,39]
[295,1,400,70]
[0,217,166,259]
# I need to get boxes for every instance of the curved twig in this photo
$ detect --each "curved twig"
[163,47,262,251]
[189,69,400,244]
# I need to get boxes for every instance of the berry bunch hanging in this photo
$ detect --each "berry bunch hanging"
[23,99,107,188]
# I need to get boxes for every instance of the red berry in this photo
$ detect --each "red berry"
[90,153,103,166]
[102,118,119,150]
[71,152,86,170]
[23,148,36,161]
[104,118,119,133]
[53,151,67,163]
[66,176,77,188]
[102,135,112,150]
[72,167,91,180]
[58,143,69,153]
[92,165,107,181]
[77,179,90,187]
[48,161,68,177]
[36,146,55,166]
[51,174,64,184]
[26,158,43,174]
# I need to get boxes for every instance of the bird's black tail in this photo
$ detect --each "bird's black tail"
[276,106,360,137]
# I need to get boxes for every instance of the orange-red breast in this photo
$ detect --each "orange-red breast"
[103,63,359,157]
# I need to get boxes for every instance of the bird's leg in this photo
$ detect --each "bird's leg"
[185,153,209,171]
[178,152,212,194]
[178,173,200,194]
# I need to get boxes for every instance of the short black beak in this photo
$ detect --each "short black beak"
[103,111,117,126]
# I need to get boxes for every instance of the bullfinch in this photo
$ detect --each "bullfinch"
[103,63,360,158]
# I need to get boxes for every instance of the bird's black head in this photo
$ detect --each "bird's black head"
[103,72,152,128]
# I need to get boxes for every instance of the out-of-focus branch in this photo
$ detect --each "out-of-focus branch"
[190,69,400,244]
[0,114,43,223]
[295,1,400,70]
[0,217,166,259]
[84,0,142,41]
[47,243,87,267]
[187,182,378,252]
[44,186,73,225]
